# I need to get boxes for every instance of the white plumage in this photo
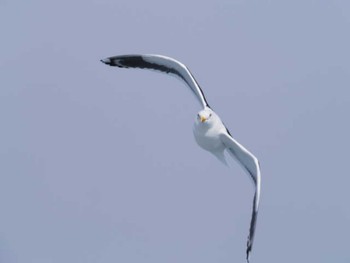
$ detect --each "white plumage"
[101,54,261,262]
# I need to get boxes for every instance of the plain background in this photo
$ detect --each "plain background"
[1,0,350,262]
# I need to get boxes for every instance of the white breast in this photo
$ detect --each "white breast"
[193,114,226,152]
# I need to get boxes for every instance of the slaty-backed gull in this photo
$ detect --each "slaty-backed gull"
[100,54,261,262]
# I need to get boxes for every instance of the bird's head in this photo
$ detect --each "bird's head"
[196,107,215,125]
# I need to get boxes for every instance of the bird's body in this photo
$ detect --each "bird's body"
[194,123,226,152]
[101,54,261,262]
[193,107,228,164]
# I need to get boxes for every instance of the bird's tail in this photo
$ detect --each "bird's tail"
[212,150,228,166]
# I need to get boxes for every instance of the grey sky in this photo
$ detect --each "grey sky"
[1,0,350,262]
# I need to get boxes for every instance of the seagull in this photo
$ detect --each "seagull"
[100,54,261,262]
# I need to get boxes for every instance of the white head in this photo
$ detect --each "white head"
[195,107,217,126]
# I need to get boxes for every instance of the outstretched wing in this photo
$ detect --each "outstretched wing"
[220,132,261,263]
[101,54,209,108]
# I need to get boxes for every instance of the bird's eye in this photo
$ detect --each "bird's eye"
[209,113,212,117]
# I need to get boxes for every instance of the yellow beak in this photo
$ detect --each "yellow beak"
[200,116,207,122]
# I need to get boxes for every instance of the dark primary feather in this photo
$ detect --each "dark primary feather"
[101,54,209,108]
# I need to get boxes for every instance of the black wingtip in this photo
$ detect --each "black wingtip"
[246,241,251,263]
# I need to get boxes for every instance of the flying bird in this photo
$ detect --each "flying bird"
[101,54,261,262]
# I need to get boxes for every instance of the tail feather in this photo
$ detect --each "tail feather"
[212,150,228,166]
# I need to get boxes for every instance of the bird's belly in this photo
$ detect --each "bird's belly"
[193,128,224,152]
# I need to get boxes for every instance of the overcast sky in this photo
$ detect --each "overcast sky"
[1,0,350,262]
